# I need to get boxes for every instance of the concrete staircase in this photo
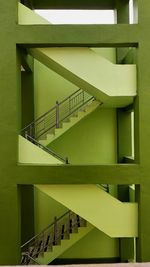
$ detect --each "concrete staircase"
[39,99,100,146]
[36,184,138,238]
[21,211,93,265]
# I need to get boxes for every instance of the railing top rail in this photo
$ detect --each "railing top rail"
[21,105,57,133]
[21,88,83,133]
[31,218,84,259]
[58,88,82,105]
[21,210,70,249]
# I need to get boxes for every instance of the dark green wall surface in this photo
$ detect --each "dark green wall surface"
[1,0,150,264]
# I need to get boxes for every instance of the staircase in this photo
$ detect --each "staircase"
[35,184,138,238]
[30,47,136,107]
[21,88,101,164]
[21,210,93,265]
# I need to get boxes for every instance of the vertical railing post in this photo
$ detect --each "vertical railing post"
[82,90,84,104]
[56,101,59,128]
[25,130,28,139]
[69,96,71,114]
[66,157,69,164]
[53,216,57,245]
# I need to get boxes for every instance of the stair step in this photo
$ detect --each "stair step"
[36,222,93,265]
[38,100,100,147]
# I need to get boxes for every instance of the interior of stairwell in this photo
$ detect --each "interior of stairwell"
[19,46,136,165]
[20,184,136,264]
[18,3,137,165]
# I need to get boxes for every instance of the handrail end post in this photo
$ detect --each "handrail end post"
[66,157,69,164]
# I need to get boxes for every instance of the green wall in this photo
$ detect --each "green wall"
[21,71,34,128]
[20,185,34,244]
[34,59,78,118]
[60,228,119,260]
[117,109,132,162]
[49,107,117,164]
[34,186,67,233]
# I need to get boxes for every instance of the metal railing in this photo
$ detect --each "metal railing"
[21,210,86,265]
[25,134,68,164]
[21,89,95,140]
[20,88,96,164]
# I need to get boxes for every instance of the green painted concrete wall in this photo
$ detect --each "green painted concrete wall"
[20,185,34,244]
[21,71,34,128]
[34,60,78,118]
[60,228,119,259]
[49,107,117,164]
[34,186,67,233]
[117,109,132,162]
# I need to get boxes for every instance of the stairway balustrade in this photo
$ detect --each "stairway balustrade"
[20,88,97,164]
[21,210,86,265]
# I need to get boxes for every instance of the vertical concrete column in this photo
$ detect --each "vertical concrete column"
[0,1,21,264]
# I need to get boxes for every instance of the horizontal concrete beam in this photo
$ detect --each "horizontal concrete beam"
[16,164,140,184]
[16,24,139,46]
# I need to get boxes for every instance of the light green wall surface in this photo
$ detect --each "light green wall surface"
[34,186,67,234]
[60,228,119,259]
[18,135,63,164]
[36,184,138,237]
[34,60,78,118]
[118,109,132,162]
[49,107,117,165]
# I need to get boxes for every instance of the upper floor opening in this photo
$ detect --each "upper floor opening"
[19,0,138,25]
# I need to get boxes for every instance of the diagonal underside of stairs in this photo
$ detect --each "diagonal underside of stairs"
[18,135,64,165]
[30,47,136,108]
[35,184,138,238]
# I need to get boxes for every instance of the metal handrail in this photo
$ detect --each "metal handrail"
[21,210,86,265]
[21,253,40,265]
[31,217,85,260]
[59,88,81,105]
[21,89,82,133]
[20,88,99,165]
[25,134,69,164]
[21,88,96,140]
[21,210,70,249]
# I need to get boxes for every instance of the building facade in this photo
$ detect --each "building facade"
[1,0,150,265]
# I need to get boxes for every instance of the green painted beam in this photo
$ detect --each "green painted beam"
[16,24,138,46]
[16,164,140,184]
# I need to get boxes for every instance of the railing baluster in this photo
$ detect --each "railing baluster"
[56,101,59,128]
[21,210,90,265]
[53,216,57,245]
[83,90,84,104]
[21,88,98,166]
